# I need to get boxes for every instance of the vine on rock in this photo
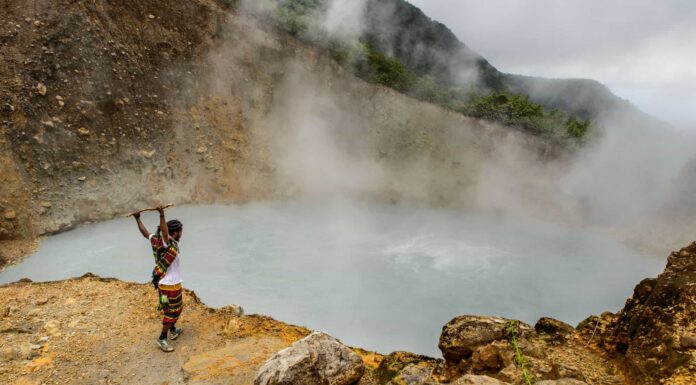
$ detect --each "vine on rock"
[506,320,534,385]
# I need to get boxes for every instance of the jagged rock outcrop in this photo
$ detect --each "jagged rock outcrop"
[595,242,696,384]
[534,317,574,338]
[254,331,365,385]
[435,315,624,384]
[426,244,696,385]
[439,316,532,363]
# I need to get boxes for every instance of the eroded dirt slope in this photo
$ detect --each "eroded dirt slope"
[0,0,545,251]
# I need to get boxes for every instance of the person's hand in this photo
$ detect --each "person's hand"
[133,212,141,219]
[157,206,165,215]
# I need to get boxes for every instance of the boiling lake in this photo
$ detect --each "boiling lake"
[0,200,664,356]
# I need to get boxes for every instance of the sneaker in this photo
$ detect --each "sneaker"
[157,338,174,352]
[169,328,183,341]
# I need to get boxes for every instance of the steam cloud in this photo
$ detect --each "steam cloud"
[323,0,368,38]
[208,1,696,256]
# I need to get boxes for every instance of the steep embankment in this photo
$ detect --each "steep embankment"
[0,244,694,384]
[0,0,546,254]
[0,0,253,242]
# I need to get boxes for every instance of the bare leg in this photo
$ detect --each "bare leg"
[156,324,175,352]
[159,324,170,340]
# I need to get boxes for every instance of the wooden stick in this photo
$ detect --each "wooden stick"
[126,204,174,218]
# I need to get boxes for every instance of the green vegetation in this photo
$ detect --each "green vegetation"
[566,116,591,138]
[506,321,534,385]
[254,0,594,147]
[354,46,415,92]
[467,93,542,122]
[274,0,323,35]
[465,92,592,143]
[351,46,591,144]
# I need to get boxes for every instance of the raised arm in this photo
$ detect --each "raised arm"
[133,213,151,239]
[158,206,170,245]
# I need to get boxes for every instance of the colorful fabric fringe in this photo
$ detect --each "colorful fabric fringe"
[158,282,183,325]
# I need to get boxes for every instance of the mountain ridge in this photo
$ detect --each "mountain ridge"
[244,0,672,147]
[364,0,668,126]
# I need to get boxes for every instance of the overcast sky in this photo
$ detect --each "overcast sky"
[408,0,696,130]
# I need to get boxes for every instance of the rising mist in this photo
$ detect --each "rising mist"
[216,1,696,256]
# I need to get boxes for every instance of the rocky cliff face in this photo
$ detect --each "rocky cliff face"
[585,242,696,384]
[0,0,545,245]
[363,244,696,385]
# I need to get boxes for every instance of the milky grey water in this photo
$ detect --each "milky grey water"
[0,200,664,356]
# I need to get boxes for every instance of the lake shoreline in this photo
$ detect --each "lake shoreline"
[0,242,694,384]
[0,202,666,356]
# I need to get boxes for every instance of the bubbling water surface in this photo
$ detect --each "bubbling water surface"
[0,200,663,356]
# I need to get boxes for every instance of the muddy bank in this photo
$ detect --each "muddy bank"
[0,239,37,272]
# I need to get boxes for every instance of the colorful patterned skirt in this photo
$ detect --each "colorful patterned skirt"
[158,283,183,325]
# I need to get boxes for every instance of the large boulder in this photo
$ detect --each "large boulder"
[439,316,532,362]
[254,331,365,385]
[534,317,574,337]
[534,317,574,345]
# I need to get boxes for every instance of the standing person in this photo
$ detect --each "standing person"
[133,206,185,352]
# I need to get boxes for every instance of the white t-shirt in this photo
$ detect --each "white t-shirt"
[149,234,182,285]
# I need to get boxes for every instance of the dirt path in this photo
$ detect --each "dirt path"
[0,275,310,385]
